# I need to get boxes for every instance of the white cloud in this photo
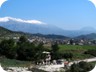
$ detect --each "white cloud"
[0,17,46,25]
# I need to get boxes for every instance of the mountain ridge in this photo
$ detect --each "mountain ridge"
[0,17,96,37]
[1,25,96,40]
[0,26,70,40]
[75,33,96,40]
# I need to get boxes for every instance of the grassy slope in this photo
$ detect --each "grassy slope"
[59,45,96,60]
[0,58,31,67]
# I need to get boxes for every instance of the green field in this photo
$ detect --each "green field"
[59,45,96,60]
[0,58,31,67]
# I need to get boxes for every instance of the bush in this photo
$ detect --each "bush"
[66,61,94,72]
[84,50,96,56]
[63,52,73,59]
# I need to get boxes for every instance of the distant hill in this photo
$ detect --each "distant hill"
[2,25,96,40]
[75,33,96,40]
[32,34,70,39]
[0,26,12,35]
[0,26,27,38]
[0,26,70,40]
[0,26,14,37]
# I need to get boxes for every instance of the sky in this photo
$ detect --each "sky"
[0,0,96,30]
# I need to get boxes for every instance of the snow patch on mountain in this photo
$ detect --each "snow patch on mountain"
[0,17,46,25]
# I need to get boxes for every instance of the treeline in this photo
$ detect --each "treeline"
[0,36,48,61]
[0,36,73,62]
[84,50,96,57]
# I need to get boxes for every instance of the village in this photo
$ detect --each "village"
[10,36,96,46]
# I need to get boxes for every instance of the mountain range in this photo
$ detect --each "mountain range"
[0,25,96,40]
[0,26,69,40]
[0,17,96,37]
[75,33,96,40]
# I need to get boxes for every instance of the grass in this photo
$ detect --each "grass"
[0,58,32,67]
[59,45,96,51]
[59,45,96,60]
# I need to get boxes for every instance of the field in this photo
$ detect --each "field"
[59,45,96,60]
[0,58,31,67]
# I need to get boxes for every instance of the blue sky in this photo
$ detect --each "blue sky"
[0,0,96,30]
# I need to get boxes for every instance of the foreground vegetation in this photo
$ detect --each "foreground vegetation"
[59,45,96,60]
[0,36,96,67]
[59,45,96,51]
[0,58,31,67]
[0,36,49,62]
[66,61,94,72]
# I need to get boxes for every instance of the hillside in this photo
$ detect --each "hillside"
[0,26,13,37]
[75,33,96,40]
[0,26,29,39]
[1,25,96,40]
[0,26,70,40]
[32,33,70,39]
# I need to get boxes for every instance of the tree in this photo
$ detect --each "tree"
[34,43,46,61]
[51,43,59,53]
[84,50,96,57]
[35,43,44,52]
[63,52,73,60]
[17,42,36,61]
[18,36,28,44]
[0,39,17,59]
[51,43,60,60]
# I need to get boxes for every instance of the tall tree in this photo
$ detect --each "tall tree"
[51,43,59,53]
[51,43,60,60]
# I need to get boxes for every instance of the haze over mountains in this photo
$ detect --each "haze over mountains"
[0,17,96,37]
[0,26,70,40]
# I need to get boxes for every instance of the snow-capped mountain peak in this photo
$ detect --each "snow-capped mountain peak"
[0,17,46,25]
